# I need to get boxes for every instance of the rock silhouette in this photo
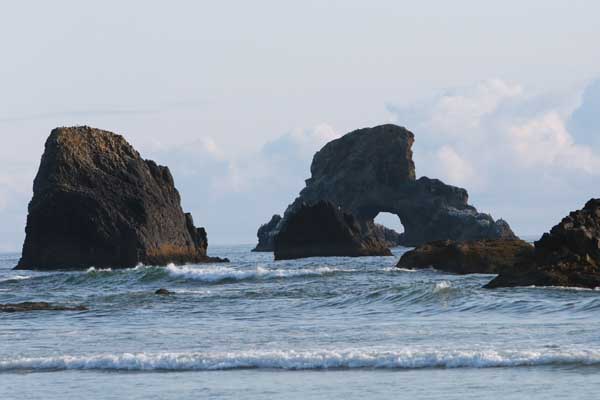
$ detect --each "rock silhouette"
[16,126,226,270]
[255,124,516,252]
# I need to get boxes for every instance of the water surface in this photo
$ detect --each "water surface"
[1,245,599,399]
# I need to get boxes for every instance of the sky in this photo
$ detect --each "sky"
[1,1,599,251]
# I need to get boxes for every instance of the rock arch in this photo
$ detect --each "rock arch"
[254,124,516,252]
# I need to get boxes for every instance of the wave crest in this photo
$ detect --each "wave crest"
[2,348,600,372]
[164,265,349,283]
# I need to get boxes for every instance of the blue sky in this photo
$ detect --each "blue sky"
[1,1,599,250]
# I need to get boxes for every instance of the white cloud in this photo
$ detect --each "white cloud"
[435,145,477,186]
[388,78,600,235]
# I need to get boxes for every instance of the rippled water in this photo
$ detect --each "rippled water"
[2,245,600,399]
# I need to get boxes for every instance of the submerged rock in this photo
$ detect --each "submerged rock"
[255,124,516,252]
[397,239,533,275]
[155,288,172,295]
[486,199,600,289]
[0,302,88,313]
[16,126,227,270]
[274,201,392,260]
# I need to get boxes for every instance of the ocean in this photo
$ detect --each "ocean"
[1,245,600,399]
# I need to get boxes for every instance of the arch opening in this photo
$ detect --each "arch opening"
[374,212,404,234]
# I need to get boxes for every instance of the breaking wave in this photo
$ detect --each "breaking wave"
[164,264,351,283]
[2,348,600,372]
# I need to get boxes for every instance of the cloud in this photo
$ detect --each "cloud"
[387,78,600,235]
[567,79,600,149]
[435,145,477,186]
[145,124,338,244]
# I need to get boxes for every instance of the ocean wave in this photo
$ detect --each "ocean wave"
[164,264,350,283]
[0,275,32,283]
[2,348,600,372]
[86,267,113,273]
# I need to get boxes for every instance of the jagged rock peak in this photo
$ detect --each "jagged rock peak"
[486,199,600,289]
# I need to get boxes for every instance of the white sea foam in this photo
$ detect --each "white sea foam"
[2,348,600,371]
[386,267,417,273]
[86,267,113,273]
[0,275,31,283]
[433,281,452,292]
[164,264,348,283]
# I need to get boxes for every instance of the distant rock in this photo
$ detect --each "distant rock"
[397,239,533,275]
[486,199,600,289]
[371,223,403,248]
[155,288,172,295]
[252,214,282,252]
[255,124,516,252]
[274,201,392,260]
[16,126,227,270]
[0,302,88,313]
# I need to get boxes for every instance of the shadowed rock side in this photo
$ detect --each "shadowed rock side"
[486,199,600,289]
[16,126,227,270]
[274,201,392,260]
[397,239,533,275]
[252,214,282,251]
[255,124,516,252]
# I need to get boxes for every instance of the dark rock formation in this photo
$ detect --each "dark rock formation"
[372,224,403,248]
[274,201,392,260]
[486,199,600,289]
[0,302,88,313]
[155,288,172,295]
[255,124,517,251]
[252,214,282,252]
[16,126,227,270]
[397,239,533,275]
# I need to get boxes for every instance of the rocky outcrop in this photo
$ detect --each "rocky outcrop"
[255,124,517,251]
[252,214,282,252]
[274,201,392,260]
[16,126,226,270]
[486,199,600,289]
[0,302,88,312]
[397,239,533,275]
[371,224,403,248]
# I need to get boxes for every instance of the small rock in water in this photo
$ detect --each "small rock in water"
[0,302,88,313]
[155,288,172,295]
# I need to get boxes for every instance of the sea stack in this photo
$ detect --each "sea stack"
[16,126,226,270]
[255,124,517,252]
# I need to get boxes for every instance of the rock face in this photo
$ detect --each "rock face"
[274,201,392,260]
[397,239,533,275]
[255,124,517,251]
[16,126,226,270]
[0,302,88,313]
[486,199,600,289]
